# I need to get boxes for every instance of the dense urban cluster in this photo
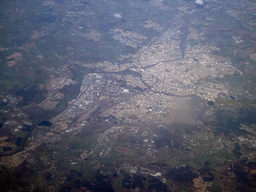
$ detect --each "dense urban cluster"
[1,0,256,191]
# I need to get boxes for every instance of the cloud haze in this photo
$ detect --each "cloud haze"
[195,0,204,5]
